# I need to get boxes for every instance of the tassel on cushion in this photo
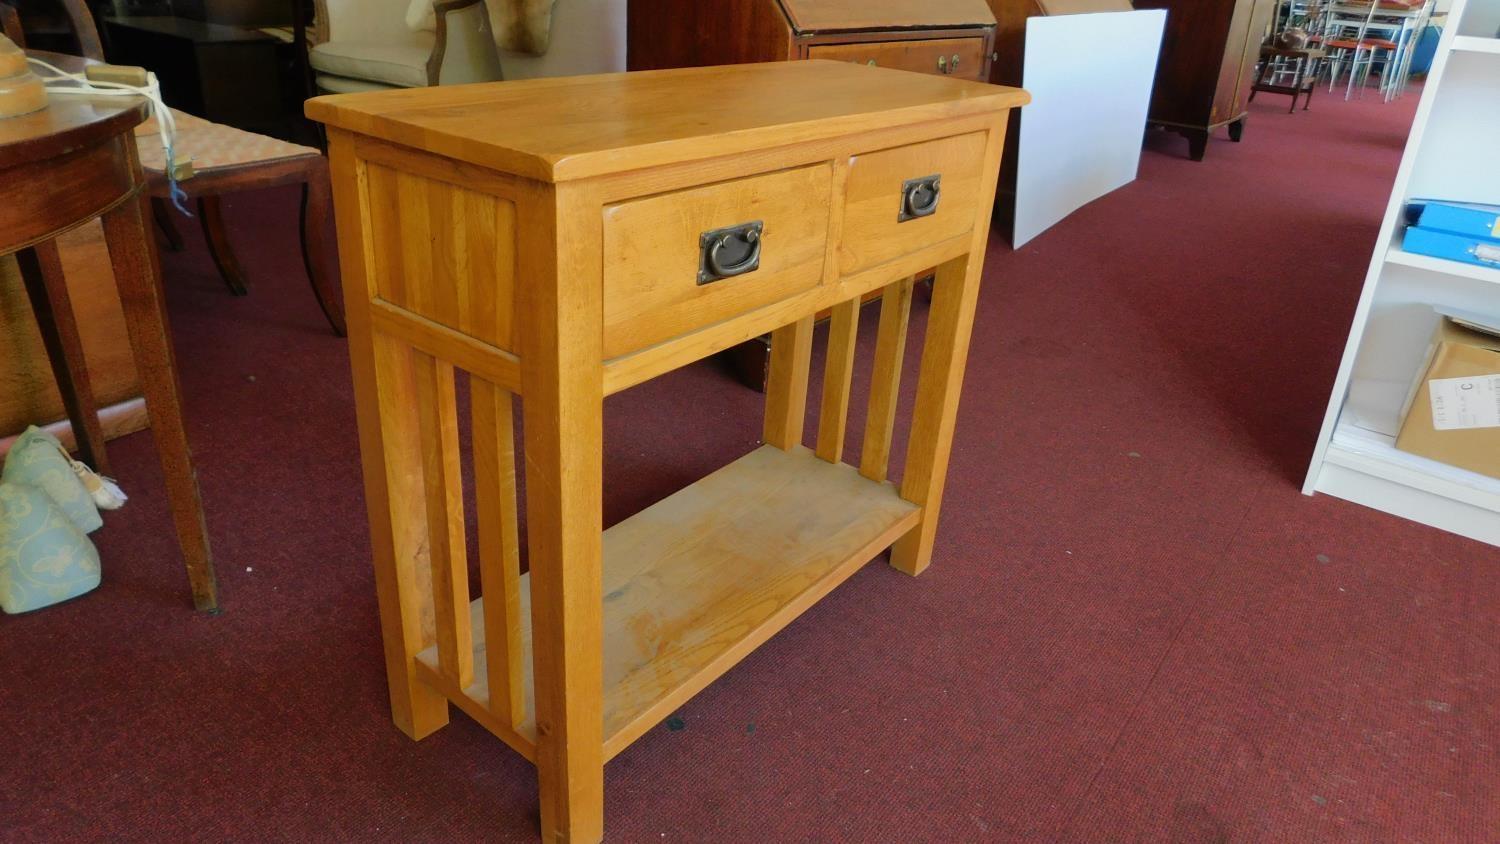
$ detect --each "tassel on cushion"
[68,458,127,511]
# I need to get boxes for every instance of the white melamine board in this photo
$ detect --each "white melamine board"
[1012,10,1165,247]
[1404,52,1500,204]
[1458,0,1500,35]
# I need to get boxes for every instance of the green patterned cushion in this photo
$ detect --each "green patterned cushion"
[1,426,101,534]
[0,481,101,614]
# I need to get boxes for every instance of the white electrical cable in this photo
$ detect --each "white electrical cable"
[25,56,189,213]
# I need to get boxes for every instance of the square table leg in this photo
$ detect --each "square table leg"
[519,184,606,843]
[101,192,219,612]
[890,251,985,576]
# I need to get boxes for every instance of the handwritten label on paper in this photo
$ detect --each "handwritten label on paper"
[1430,375,1500,431]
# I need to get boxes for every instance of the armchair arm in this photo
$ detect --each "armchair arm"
[310,0,330,45]
[429,0,504,85]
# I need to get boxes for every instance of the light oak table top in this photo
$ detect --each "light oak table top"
[306,59,1029,183]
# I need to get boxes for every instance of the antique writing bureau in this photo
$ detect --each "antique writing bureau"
[308,61,1027,842]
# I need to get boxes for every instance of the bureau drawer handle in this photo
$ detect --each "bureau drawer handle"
[899,175,942,222]
[698,220,764,284]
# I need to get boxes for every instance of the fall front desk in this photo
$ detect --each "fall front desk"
[307,60,1028,842]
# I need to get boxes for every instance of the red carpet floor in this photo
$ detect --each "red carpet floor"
[4,85,1497,842]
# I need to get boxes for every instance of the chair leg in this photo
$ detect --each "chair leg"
[197,196,249,296]
[1289,59,1303,113]
[151,197,186,252]
[300,169,347,337]
[15,241,112,475]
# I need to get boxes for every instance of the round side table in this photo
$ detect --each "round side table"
[1,50,218,611]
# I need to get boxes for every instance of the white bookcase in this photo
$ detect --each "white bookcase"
[1304,0,1500,546]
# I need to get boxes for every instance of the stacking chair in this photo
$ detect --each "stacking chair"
[1322,1,1399,100]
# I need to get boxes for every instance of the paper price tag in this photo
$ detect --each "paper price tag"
[1429,375,1500,431]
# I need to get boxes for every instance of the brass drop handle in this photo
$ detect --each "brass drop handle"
[698,221,764,284]
[898,175,941,222]
[951,54,961,73]
[937,55,947,73]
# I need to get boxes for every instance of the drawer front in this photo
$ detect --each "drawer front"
[602,164,832,359]
[839,132,987,275]
[808,38,989,82]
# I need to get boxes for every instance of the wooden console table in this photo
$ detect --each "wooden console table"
[309,61,1027,842]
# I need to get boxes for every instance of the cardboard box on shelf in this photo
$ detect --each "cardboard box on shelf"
[1396,312,1500,480]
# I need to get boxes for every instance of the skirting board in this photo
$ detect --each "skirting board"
[0,397,148,463]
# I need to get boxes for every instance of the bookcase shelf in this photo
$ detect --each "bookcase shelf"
[1305,0,1500,546]
[1386,245,1500,286]
[1450,35,1500,54]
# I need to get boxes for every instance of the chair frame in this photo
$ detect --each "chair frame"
[6,0,345,336]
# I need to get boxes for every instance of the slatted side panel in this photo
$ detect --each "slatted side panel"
[384,340,532,723]
[766,276,918,482]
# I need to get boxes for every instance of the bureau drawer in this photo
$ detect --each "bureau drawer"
[602,164,832,359]
[839,132,987,275]
[807,38,989,82]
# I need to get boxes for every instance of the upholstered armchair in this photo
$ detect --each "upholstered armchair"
[310,0,503,93]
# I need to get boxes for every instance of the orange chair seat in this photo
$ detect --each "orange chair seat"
[1324,38,1398,50]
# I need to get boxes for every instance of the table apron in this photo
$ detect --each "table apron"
[1,134,143,255]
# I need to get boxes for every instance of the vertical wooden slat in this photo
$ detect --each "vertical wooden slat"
[763,315,815,450]
[412,351,473,688]
[859,277,915,482]
[815,298,861,463]
[471,376,525,728]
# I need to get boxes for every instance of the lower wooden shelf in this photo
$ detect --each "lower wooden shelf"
[415,444,921,761]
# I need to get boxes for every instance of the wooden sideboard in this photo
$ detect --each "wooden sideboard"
[1133,0,1276,160]
[309,60,1027,842]
[628,0,997,82]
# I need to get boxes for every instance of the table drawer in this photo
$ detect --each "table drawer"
[602,163,832,359]
[808,38,989,82]
[838,132,987,275]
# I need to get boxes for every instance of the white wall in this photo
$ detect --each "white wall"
[499,0,626,79]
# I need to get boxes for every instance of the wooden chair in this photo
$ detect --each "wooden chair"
[10,0,345,336]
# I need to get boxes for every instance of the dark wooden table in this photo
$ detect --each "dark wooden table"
[1250,45,1327,113]
[2,49,219,611]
